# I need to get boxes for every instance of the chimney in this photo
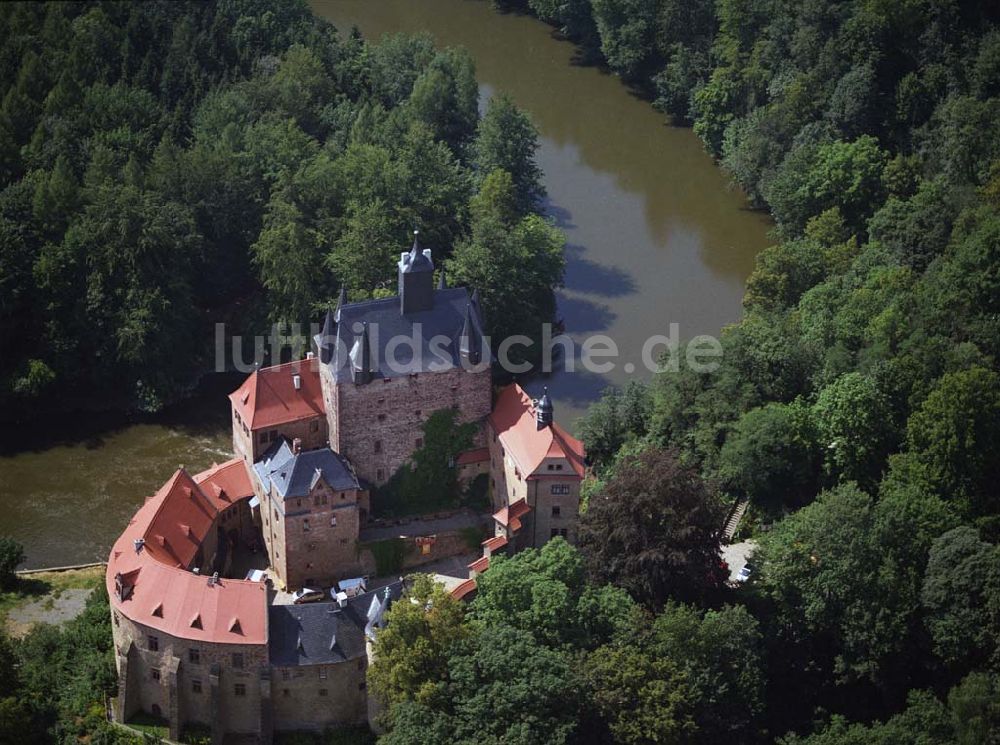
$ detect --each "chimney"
[292,438,302,455]
[535,387,554,430]
[292,373,301,390]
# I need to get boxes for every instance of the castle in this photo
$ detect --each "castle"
[106,233,585,741]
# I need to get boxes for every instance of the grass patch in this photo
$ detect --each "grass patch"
[127,711,169,739]
[274,726,376,745]
[365,538,409,576]
[460,525,487,551]
[0,565,103,624]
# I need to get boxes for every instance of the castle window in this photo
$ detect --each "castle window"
[303,519,310,532]
[552,505,561,517]
[330,516,337,527]
[147,635,159,651]
[415,410,421,416]
[274,509,279,522]
[310,419,319,432]
[560,528,568,537]
[547,464,554,470]
[192,680,202,694]
[551,484,570,495]
[297,499,302,508]
[283,689,290,697]
[374,440,382,453]
[151,669,160,682]
[189,648,200,664]
[378,398,385,405]
[113,612,120,627]
[340,492,345,500]
[319,688,328,697]
[258,432,268,444]
[556,464,564,471]
[234,684,246,697]
[282,670,290,681]
[550,529,559,538]
[319,668,327,680]
[415,437,423,448]
[232,653,244,669]
[378,414,386,422]
[376,469,384,481]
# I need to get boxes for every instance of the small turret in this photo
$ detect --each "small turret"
[334,286,347,322]
[459,303,483,366]
[319,308,336,364]
[438,267,447,290]
[350,322,374,385]
[536,387,553,430]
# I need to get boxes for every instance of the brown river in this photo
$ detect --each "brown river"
[1,0,771,568]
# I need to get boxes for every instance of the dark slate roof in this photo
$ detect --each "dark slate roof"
[253,439,360,499]
[313,287,489,383]
[268,581,404,667]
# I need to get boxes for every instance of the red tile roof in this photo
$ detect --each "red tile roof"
[482,534,508,552]
[493,498,531,533]
[106,459,267,645]
[229,359,325,430]
[468,555,490,574]
[450,577,477,600]
[194,459,254,512]
[488,384,585,478]
[456,447,489,466]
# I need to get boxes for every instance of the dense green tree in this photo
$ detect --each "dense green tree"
[0,537,24,590]
[813,372,898,488]
[717,400,821,511]
[447,210,565,362]
[579,446,727,608]
[921,527,1000,674]
[473,94,544,215]
[906,366,1000,518]
[575,381,651,471]
[368,574,468,710]
[408,48,478,152]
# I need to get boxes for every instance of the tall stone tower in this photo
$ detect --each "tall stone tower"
[315,231,492,487]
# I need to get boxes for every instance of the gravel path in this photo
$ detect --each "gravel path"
[5,587,94,637]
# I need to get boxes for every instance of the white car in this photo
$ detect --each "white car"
[291,587,324,604]
[736,564,753,583]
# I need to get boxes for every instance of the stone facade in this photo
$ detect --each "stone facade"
[235,411,327,465]
[260,477,366,590]
[271,659,368,731]
[322,365,492,487]
[112,610,269,741]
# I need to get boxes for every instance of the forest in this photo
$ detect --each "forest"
[0,0,561,417]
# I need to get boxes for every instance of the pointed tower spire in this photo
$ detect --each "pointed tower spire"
[438,267,446,290]
[334,286,347,322]
[459,304,483,366]
[350,322,374,385]
[469,288,484,330]
[319,308,336,364]
[536,387,553,430]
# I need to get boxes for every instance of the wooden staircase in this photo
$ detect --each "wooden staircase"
[722,498,749,544]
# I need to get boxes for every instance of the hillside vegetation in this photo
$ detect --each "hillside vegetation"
[365,0,1000,742]
[0,0,561,417]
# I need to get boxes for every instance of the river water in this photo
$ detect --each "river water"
[1,1,770,568]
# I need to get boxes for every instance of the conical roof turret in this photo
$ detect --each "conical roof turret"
[459,303,483,366]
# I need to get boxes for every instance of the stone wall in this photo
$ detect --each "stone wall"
[328,366,492,487]
[271,659,368,731]
[356,520,484,576]
[235,412,328,464]
[280,483,363,589]
[111,608,268,739]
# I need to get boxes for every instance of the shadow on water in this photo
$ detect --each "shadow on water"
[0,373,241,458]
[563,243,637,298]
